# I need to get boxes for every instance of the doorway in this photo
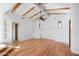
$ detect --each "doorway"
[12,23,19,43]
[15,24,18,41]
[69,19,71,48]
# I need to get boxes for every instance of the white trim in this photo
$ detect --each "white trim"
[71,48,79,54]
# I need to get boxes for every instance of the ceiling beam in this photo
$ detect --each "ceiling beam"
[29,11,41,19]
[34,3,48,17]
[11,3,21,12]
[33,16,41,22]
[48,12,67,15]
[22,7,35,16]
[45,7,70,11]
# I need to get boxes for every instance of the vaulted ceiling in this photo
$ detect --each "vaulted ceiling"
[0,3,71,21]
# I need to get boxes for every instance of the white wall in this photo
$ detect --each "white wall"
[42,15,69,43]
[69,4,79,54]
[0,16,5,43]
[33,4,79,54]
[76,4,79,50]
[33,20,42,38]
[0,3,79,54]
[3,12,34,43]
[0,3,15,43]
[19,19,34,41]
[33,14,69,44]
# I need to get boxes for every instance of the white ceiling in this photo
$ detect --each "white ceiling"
[0,3,15,16]
[14,3,34,15]
[0,3,71,20]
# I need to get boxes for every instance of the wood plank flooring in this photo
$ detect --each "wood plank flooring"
[7,38,74,56]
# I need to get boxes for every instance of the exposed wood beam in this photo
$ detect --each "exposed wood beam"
[11,3,21,12]
[29,11,41,19]
[34,3,48,17]
[48,12,67,15]
[22,7,35,16]
[33,16,41,22]
[45,7,70,11]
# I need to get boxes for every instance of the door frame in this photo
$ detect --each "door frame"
[12,22,19,43]
[69,19,71,48]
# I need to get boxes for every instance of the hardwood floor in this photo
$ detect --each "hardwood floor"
[7,38,74,56]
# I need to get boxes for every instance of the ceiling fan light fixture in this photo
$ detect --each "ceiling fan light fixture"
[40,16,45,21]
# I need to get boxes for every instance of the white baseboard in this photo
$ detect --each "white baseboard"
[71,48,79,54]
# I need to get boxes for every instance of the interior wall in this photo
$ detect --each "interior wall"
[42,15,69,43]
[77,4,79,50]
[0,3,79,54]
[3,12,34,42]
[18,20,34,41]
[0,3,15,44]
[4,20,13,43]
[33,14,69,44]
[33,4,79,54]
[69,4,79,54]
[0,16,4,43]
[33,20,42,38]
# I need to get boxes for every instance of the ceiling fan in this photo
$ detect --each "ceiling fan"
[39,11,47,21]
[39,16,45,21]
